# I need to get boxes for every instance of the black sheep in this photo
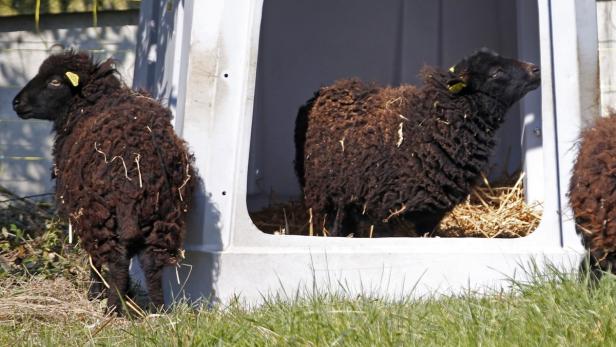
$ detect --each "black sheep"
[569,112,616,277]
[12,51,196,314]
[295,48,540,237]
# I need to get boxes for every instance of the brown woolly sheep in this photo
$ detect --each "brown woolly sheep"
[295,48,540,237]
[569,112,616,277]
[12,51,195,314]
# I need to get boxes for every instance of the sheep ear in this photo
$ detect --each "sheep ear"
[447,78,467,94]
[65,71,79,87]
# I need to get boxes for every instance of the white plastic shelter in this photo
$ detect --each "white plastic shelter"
[134,0,600,304]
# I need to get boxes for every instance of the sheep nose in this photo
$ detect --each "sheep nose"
[12,96,20,109]
[527,64,540,76]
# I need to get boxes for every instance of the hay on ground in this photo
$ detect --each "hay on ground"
[250,201,310,236]
[0,276,103,323]
[434,173,542,238]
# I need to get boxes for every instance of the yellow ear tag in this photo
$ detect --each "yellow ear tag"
[65,71,79,87]
[449,66,455,73]
[448,82,466,94]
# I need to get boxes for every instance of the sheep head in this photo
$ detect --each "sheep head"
[447,48,540,107]
[12,51,94,121]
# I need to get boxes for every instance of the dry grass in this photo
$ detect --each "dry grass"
[1,184,165,324]
[250,173,542,238]
[0,186,107,326]
[0,275,103,324]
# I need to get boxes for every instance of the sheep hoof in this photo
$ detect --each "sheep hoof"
[88,282,106,301]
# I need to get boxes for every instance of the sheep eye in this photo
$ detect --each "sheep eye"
[489,68,506,80]
[48,79,62,87]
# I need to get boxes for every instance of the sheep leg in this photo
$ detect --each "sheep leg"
[578,249,616,292]
[139,248,165,311]
[106,249,131,315]
[408,211,447,235]
[330,205,346,237]
[88,263,106,300]
[579,251,603,287]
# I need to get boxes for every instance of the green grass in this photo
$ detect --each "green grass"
[2,264,616,346]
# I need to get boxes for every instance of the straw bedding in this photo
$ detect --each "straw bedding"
[250,173,541,238]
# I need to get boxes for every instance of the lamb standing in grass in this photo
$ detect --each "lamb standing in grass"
[569,112,616,277]
[12,51,196,314]
[295,48,540,237]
